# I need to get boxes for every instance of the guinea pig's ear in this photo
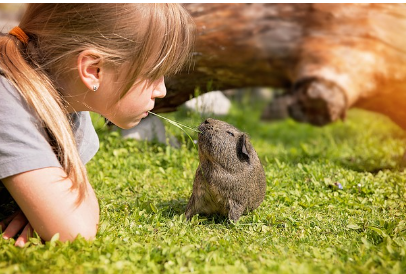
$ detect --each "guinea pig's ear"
[239,134,251,161]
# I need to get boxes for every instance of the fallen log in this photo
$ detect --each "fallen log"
[155,3,406,130]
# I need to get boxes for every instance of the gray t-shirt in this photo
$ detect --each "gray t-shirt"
[0,76,99,181]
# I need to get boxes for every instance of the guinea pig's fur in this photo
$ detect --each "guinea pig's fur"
[185,118,266,222]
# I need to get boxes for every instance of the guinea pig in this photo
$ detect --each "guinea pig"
[185,118,266,222]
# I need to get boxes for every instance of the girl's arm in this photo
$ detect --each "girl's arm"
[2,167,99,245]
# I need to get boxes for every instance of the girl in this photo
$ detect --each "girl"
[0,3,194,247]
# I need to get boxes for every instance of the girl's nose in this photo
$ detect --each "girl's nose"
[152,77,166,99]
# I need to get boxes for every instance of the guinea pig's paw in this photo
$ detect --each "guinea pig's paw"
[228,199,245,222]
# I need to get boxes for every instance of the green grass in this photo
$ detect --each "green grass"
[1,95,406,273]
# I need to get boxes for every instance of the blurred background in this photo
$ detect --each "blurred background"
[2,3,406,137]
[0,3,25,32]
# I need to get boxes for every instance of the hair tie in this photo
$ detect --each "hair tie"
[9,26,29,45]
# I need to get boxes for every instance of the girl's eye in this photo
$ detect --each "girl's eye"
[226,131,234,137]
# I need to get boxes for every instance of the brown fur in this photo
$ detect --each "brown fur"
[185,118,266,222]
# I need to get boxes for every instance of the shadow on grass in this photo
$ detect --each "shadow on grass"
[157,198,231,224]
[157,198,188,218]
[273,152,406,174]
[336,155,406,174]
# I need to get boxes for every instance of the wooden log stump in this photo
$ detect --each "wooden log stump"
[155,3,406,130]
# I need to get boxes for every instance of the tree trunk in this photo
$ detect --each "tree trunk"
[155,3,406,130]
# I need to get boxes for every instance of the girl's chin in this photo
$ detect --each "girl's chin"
[108,113,147,129]
[110,119,141,130]
[123,120,142,129]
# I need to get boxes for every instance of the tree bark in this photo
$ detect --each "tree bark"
[155,3,406,130]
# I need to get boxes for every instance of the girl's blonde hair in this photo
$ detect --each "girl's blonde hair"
[0,4,194,202]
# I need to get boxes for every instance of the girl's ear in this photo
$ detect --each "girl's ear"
[77,50,103,91]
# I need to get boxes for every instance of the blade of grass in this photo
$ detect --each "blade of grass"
[148,111,200,148]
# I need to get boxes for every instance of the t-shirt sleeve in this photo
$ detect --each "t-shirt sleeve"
[0,76,99,180]
[0,77,62,179]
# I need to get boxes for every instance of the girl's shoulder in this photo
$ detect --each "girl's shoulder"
[0,75,26,106]
[0,75,62,179]
[0,75,99,180]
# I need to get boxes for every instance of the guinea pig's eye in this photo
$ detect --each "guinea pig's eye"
[226,131,234,137]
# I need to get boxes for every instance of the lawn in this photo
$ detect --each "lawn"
[1,94,406,273]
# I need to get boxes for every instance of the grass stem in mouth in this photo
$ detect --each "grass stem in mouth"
[147,111,200,147]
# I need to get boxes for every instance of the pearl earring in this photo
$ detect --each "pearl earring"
[93,85,98,92]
